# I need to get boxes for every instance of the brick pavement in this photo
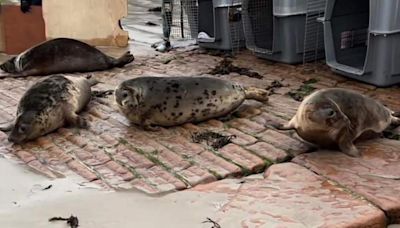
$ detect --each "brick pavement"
[1,48,400,226]
[190,163,387,227]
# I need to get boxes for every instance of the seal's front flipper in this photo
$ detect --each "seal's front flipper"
[91,90,114,98]
[271,117,296,131]
[0,122,13,132]
[270,122,294,131]
[390,116,400,126]
[338,134,360,157]
[141,119,161,131]
[64,109,90,129]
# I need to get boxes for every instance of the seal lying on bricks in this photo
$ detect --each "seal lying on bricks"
[1,75,98,143]
[115,76,269,130]
[0,38,134,77]
[274,88,400,157]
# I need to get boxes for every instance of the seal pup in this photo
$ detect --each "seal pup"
[115,76,269,130]
[0,38,134,77]
[274,88,400,157]
[3,74,98,143]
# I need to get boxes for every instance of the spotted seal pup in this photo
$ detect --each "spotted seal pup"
[2,75,98,143]
[0,38,134,77]
[274,88,400,157]
[115,76,269,130]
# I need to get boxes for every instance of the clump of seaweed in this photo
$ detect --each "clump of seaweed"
[49,215,79,228]
[287,78,318,101]
[192,130,236,150]
[209,58,262,79]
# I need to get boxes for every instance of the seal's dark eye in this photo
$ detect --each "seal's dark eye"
[19,126,26,133]
[122,91,128,98]
[327,109,336,118]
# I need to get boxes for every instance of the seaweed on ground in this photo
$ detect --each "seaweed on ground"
[202,217,221,228]
[287,78,318,101]
[49,215,79,228]
[192,130,236,150]
[209,58,263,79]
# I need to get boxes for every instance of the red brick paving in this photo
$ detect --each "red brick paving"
[1,49,400,225]
[293,139,400,223]
[190,163,386,227]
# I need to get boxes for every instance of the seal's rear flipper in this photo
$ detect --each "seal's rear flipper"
[114,51,135,68]
[244,87,269,103]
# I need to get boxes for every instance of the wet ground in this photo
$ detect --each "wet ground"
[1,0,400,227]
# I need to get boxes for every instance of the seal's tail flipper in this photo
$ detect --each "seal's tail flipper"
[114,51,135,68]
[244,87,269,103]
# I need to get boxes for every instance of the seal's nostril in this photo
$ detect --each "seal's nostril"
[8,136,15,143]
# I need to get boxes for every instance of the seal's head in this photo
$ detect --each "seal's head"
[114,83,143,111]
[0,57,17,73]
[304,98,350,131]
[8,111,41,144]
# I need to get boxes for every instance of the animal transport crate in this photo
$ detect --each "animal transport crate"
[319,0,400,87]
[242,0,325,64]
[168,0,199,40]
[197,0,245,52]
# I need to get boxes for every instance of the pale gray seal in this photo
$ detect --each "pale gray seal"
[3,74,98,143]
[274,88,400,157]
[115,76,269,130]
[0,38,134,77]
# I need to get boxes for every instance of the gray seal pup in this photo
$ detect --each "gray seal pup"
[0,38,134,77]
[274,88,400,157]
[115,76,269,130]
[2,74,98,143]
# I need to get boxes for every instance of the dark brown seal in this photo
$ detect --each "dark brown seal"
[115,76,269,130]
[274,88,400,157]
[3,74,98,143]
[0,38,134,77]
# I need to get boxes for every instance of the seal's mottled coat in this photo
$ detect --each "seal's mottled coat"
[7,75,97,143]
[115,76,269,130]
[275,88,400,157]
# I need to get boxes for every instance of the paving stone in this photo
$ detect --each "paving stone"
[196,151,242,178]
[246,142,289,163]
[293,139,400,223]
[177,165,217,186]
[67,160,98,182]
[225,128,258,146]
[115,144,154,169]
[219,144,265,172]
[227,118,266,135]
[190,163,386,227]
[137,166,187,192]
[257,129,312,156]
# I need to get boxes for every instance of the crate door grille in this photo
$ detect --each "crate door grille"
[170,0,198,40]
[242,0,273,54]
[302,0,326,63]
[228,1,245,54]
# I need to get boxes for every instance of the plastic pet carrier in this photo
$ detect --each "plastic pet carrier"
[320,0,400,87]
[197,0,245,52]
[242,0,325,64]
